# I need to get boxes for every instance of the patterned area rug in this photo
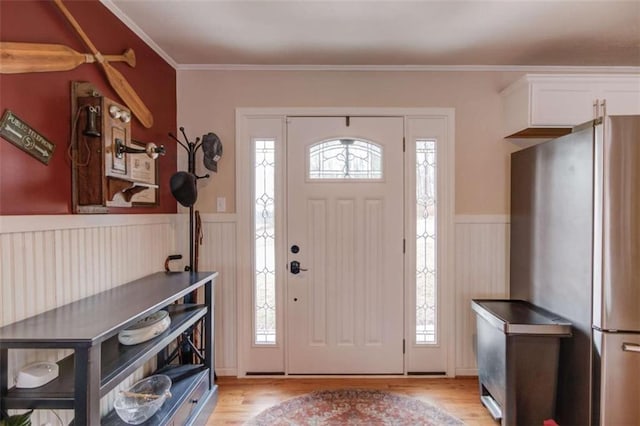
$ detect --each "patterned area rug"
[246,389,464,425]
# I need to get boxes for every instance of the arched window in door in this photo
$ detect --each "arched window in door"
[308,138,383,179]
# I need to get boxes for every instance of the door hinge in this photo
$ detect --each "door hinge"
[403,137,406,152]
[403,238,406,253]
[403,339,406,354]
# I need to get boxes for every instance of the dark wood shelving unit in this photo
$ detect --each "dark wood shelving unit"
[0,272,218,425]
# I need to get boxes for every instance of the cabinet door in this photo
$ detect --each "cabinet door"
[502,75,640,138]
[598,79,640,116]
[530,81,595,126]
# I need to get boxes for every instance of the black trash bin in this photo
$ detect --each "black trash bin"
[471,299,572,426]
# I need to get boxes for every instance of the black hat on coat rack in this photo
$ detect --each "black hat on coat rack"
[168,127,223,284]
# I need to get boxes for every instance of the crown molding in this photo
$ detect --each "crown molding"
[100,0,178,69]
[177,64,640,73]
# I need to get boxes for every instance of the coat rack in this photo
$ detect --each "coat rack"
[168,127,222,292]
[167,127,222,365]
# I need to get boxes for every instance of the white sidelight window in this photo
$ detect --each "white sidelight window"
[254,139,276,344]
[416,139,437,344]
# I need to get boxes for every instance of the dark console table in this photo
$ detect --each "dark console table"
[0,271,218,425]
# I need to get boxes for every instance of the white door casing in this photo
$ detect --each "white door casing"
[286,116,405,374]
[236,108,455,377]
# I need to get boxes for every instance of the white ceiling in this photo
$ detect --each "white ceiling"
[105,0,640,69]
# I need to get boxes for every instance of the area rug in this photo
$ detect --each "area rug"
[245,389,464,425]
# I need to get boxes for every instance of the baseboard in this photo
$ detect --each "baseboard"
[455,368,478,376]
[215,367,237,377]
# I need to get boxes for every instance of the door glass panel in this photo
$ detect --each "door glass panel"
[254,139,276,344]
[416,139,437,344]
[309,138,383,179]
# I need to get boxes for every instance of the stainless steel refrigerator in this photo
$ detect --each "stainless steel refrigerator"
[510,115,640,426]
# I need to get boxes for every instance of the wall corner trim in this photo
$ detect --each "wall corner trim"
[99,0,178,69]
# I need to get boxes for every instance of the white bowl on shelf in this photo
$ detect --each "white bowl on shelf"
[118,310,171,346]
[114,374,172,424]
[15,361,59,388]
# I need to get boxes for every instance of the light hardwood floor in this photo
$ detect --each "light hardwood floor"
[206,377,497,425]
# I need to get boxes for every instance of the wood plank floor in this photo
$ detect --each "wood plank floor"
[206,377,497,425]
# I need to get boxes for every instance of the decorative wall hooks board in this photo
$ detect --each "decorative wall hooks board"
[0,41,135,73]
[0,109,55,164]
[52,0,153,128]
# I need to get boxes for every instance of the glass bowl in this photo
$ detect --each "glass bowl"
[114,374,172,424]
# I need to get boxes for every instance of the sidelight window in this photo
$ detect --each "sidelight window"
[416,139,437,344]
[254,139,276,344]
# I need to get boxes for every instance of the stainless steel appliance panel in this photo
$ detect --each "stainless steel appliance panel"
[594,116,640,331]
[509,115,640,426]
[510,125,595,426]
[593,330,640,425]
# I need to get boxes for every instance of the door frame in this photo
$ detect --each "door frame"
[236,107,456,377]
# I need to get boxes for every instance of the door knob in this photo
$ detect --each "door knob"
[290,260,308,275]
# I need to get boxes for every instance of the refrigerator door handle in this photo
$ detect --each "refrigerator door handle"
[622,342,640,353]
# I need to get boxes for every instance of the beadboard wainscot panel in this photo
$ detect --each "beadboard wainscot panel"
[0,214,177,423]
[197,213,238,376]
[454,215,510,376]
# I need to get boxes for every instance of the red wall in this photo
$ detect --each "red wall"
[0,0,177,215]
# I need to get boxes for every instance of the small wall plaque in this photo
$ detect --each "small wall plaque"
[0,109,56,165]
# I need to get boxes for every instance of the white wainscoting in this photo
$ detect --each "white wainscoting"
[196,214,238,376]
[0,211,507,422]
[190,213,508,377]
[0,214,176,423]
[454,215,510,376]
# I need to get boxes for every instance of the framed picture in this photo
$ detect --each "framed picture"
[129,140,159,206]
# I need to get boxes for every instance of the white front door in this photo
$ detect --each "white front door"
[286,116,404,374]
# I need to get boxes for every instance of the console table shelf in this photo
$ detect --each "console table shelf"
[102,368,209,426]
[0,271,218,425]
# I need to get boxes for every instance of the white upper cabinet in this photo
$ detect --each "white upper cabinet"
[501,74,640,138]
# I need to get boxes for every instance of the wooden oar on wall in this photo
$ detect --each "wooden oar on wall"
[0,42,136,73]
[52,0,154,128]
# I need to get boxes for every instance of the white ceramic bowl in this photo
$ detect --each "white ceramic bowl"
[114,375,172,424]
